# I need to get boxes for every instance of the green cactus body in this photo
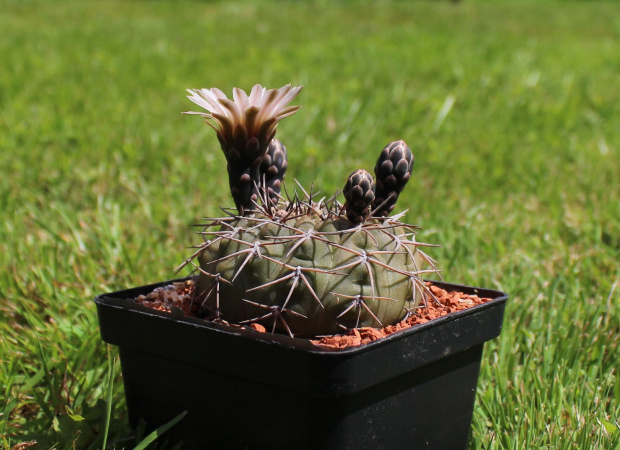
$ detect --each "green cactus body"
[195,209,426,337]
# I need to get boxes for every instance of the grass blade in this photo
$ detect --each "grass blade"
[101,345,115,450]
[133,411,187,450]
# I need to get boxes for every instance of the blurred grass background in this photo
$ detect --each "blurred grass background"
[1,0,619,448]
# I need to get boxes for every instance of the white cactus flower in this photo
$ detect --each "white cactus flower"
[185,84,302,162]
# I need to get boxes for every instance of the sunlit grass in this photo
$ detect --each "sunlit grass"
[1,0,618,448]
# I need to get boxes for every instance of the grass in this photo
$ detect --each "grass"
[0,0,618,447]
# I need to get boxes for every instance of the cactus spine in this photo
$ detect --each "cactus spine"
[182,85,438,337]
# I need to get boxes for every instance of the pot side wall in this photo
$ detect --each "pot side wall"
[119,343,484,449]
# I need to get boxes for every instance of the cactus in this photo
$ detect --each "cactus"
[182,84,438,337]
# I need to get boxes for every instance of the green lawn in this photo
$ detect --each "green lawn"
[1,0,619,448]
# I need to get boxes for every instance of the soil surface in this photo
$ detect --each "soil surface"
[135,279,492,348]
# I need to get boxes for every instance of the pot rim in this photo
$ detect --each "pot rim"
[94,276,508,354]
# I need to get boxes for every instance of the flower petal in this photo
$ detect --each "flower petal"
[261,85,290,117]
[264,85,302,119]
[202,118,221,134]
[244,106,260,136]
[182,110,212,118]
[276,105,301,120]
[256,116,277,145]
[257,88,280,112]
[212,112,235,145]
[210,87,228,100]
[186,89,216,113]
[233,87,250,111]
[188,88,227,116]
[219,98,242,127]
[248,84,265,106]
[277,85,303,111]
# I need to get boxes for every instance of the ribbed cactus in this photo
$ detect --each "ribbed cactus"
[182,84,438,337]
[189,206,429,337]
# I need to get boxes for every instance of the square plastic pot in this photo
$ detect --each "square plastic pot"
[95,277,507,449]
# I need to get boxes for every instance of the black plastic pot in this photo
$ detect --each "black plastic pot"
[95,278,507,450]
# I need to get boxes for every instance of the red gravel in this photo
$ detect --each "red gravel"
[135,280,492,348]
[312,284,491,348]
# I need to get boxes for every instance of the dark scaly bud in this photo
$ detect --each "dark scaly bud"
[227,157,261,216]
[260,139,288,208]
[372,140,414,218]
[343,169,376,225]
